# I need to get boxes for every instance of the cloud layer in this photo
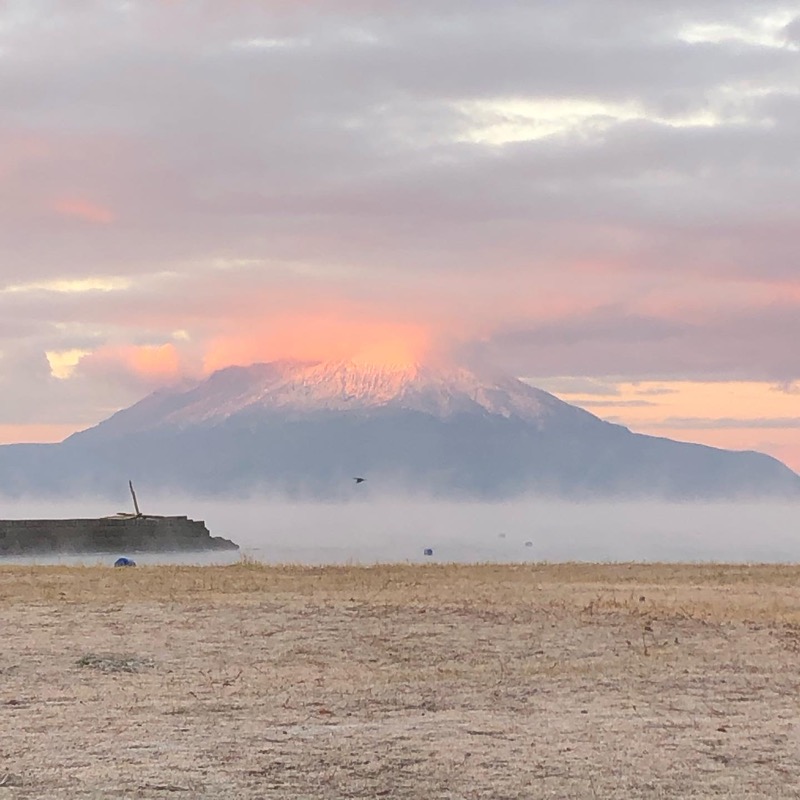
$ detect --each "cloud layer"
[1,0,799,461]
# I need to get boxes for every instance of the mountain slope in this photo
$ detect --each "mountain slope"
[72,358,581,438]
[1,358,798,500]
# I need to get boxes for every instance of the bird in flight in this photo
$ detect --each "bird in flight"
[353,477,366,484]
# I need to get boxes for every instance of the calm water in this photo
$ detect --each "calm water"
[1,496,800,565]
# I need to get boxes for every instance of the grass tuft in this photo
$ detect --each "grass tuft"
[76,653,155,673]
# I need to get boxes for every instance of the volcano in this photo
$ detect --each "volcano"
[0,358,798,499]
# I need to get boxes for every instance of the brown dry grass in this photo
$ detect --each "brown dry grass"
[3,562,800,798]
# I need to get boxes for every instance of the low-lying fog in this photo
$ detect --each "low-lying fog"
[2,495,800,565]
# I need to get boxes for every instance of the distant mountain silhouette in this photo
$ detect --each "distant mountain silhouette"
[0,358,798,500]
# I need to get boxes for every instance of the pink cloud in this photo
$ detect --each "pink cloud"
[53,197,116,225]
[202,314,433,373]
[76,343,191,388]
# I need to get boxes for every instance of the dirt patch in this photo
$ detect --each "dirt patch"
[2,562,800,798]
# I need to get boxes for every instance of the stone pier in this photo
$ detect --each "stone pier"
[0,516,239,555]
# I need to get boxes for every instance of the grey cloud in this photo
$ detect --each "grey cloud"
[2,1,798,282]
[653,417,800,429]
[631,386,680,396]
[570,399,658,409]
[522,377,622,396]
[1,0,800,426]
[772,381,800,394]
[495,308,687,348]
[478,303,800,382]
[0,347,135,427]
[783,16,800,44]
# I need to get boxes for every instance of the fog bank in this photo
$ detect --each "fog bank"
[1,495,800,566]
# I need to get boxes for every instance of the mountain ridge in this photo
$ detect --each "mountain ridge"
[2,356,797,500]
[72,357,590,440]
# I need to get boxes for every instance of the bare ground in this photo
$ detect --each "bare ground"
[3,562,800,799]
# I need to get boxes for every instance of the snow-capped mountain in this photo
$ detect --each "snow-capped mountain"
[79,357,583,437]
[0,357,798,500]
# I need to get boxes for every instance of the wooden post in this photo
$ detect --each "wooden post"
[129,480,142,518]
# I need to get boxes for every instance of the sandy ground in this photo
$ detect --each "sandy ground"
[3,562,800,799]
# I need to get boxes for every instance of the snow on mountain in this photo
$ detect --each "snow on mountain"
[239,359,559,420]
[86,357,579,436]
[10,355,799,500]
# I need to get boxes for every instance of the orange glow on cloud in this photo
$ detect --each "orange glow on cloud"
[552,380,800,473]
[127,344,183,379]
[80,343,185,383]
[202,315,433,373]
[0,423,80,445]
[54,197,116,224]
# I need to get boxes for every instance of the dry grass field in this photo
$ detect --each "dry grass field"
[3,561,800,798]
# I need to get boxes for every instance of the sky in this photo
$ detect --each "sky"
[1,0,799,469]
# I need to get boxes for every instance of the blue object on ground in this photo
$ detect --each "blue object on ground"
[423,548,434,556]
[114,557,136,567]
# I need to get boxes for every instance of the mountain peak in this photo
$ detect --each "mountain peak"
[82,356,569,438]
[240,356,556,421]
[50,355,800,500]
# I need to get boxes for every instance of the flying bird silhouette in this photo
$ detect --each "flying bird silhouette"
[353,477,366,484]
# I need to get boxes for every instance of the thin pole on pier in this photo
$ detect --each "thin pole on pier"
[129,480,142,518]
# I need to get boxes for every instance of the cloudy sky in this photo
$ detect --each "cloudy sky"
[2,0,800,468]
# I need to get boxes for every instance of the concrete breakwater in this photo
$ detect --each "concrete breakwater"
[0,516,239,555]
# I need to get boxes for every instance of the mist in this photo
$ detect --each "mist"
[1,494,800,565]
